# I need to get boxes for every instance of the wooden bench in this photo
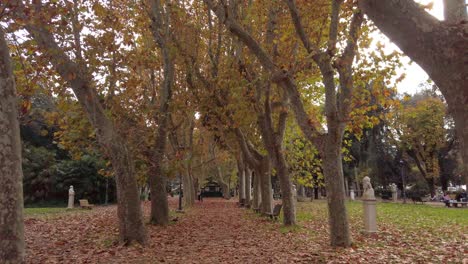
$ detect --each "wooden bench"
[79,199,94,209]
[444,201,468,208]
[265,204,282,220]
[411,197,427,204]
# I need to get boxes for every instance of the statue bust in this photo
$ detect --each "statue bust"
[69,185,75,196]
[390,183,397,193]
[362,176,375,200]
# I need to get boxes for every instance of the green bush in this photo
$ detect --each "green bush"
[406,181,430,198]
[22,143,115,205]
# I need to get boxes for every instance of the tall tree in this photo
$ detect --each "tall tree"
[204,0,363,246]
[0,26,25,263]
[359,0,468,185]
[10,1,147,244]
[146,0,174,226]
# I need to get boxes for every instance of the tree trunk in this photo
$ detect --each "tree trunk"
[109,140,148,245]
[344,178,349,198]
[183,172,195,207]
[149,106,170,225]
[148,0,173,225]
[0,27,25,263]
[149,168,168,225]
[322,128,351,247]
[256,157,273,214]
[252,171,261,209]
[273,149,296,225]
[237,158,246,203]
[244,166,252,207]
[354,167,361,197]
[454,114,468,185]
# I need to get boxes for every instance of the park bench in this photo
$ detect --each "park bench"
[444,200,468,208]
[411,196,427,204]
[79,199,94,209]
[381,194,392,201]
[238,198,246,207]
[265,204,282,220]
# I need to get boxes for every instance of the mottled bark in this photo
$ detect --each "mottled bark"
[237,155,246,203]
[244,166,252,206]
[323,125,351,246]
[182,165,196,206]
[443,0,467,23]
[17,4,147,244]
[256,157,273,214]
[252,171,262,209]
[0,27,25,263]
[149,168,168,225]
[147,0,174,226]
[359,0,468,185]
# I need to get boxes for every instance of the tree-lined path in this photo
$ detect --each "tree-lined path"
[23,197,466,263]
[24,198,319,263]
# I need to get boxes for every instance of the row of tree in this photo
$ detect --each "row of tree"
[0,0,466,262]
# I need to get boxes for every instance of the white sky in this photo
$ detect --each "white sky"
[374,0,444,95]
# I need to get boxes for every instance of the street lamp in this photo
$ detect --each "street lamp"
[178,174,183,211]
[400,160,407,204]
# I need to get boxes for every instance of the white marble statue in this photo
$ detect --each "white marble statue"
[362,176,375,200]
[67,185,75,209]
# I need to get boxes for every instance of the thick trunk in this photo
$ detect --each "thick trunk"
[257,157,273,214]
[148,0,172,225]
[322,128,351,247]
[244,166,252,206]
[237,158,246,203]
[0,27,25,263]
[443,0,467,23]
[183,172,195,207]
[298,185,305,197]
[273,149,296,225]
[149,168,168,225]
[109,140,148,245]
[428,178,436,197]
[252,171,262,209]
[454,113,468,185]
[149,112,169,225]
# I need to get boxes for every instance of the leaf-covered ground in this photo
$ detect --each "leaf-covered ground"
[24,198,467,263]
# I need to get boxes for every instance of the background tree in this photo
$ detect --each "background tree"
[359,0,468,185]
[0,26,25,263]
[8,1,147,244]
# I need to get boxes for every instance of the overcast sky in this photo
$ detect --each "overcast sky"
[375,0,445,95]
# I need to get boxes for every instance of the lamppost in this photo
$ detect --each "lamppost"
[400,160,407,204]
[178,174,183,211]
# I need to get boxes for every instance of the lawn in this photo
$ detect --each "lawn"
[276,200,467,263]
[24,206,88,217]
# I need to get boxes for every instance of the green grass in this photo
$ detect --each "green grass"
[24,207,83,216]
[290,200,468,236]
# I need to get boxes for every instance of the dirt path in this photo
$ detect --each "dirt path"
[25,198,318,264]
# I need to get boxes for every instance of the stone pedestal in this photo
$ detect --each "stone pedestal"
[363,199,377,233]
[350,189,355,200]
[67,185,75,209]
[391,183,398,202]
